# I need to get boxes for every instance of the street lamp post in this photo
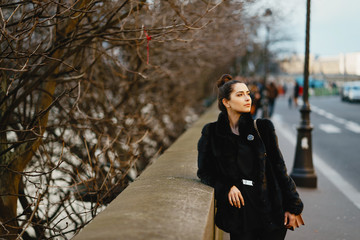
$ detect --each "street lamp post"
[261,8,272,118]
[290,0,317,188]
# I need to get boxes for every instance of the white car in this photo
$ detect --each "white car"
[341,81,360,102]
[348,84,360,102]
[341,84,351,101]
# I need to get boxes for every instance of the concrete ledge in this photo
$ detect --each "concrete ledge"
[73,104,220,240]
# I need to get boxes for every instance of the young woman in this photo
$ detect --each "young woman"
[197,74,303,240]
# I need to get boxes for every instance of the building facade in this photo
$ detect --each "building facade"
[279,52,360,78]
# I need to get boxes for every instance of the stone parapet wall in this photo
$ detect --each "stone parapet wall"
[73,104,221,240]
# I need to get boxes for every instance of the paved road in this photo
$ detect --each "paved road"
[273,95,360,192]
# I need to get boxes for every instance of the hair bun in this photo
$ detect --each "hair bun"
[217,74,233,88]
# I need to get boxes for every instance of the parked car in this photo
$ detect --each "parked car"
[340,81,360,102]
[340,83,351,101]
[348,84,360,102]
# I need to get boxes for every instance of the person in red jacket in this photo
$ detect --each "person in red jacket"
[267,82,279,117]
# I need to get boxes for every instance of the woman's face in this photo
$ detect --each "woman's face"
[223,83,252,113]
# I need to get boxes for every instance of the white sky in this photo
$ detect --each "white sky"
[251,0,360,57]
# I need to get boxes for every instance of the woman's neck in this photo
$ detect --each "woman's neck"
[227,110,241,135]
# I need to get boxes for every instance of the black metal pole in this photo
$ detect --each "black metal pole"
[262,9,272,119]
[290,0,317,188]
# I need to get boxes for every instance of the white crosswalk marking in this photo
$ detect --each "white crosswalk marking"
[318,124,341,133]
[312,105,360,134]
[346,121,360,133]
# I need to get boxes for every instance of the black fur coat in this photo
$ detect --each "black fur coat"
[197,112,303,233]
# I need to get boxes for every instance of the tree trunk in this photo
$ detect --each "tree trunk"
[0,1,91,238]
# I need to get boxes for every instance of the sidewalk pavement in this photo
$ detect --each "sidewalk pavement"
[272,116,360,240]
[214,108,360,240]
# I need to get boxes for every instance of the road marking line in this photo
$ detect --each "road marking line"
[312,105,360,134]
[273,116,360,210]
[346,121,360,133]
[318,124,341,133]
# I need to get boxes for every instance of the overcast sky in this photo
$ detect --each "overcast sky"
[252,0,360,57]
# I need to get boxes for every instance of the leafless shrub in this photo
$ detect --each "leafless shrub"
[0,0,264,239]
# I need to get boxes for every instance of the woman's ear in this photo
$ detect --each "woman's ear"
[222,98,230,108]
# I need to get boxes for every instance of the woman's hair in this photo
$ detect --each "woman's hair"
[217,74,241,113]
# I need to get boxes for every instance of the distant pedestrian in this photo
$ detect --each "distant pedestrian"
[286,81,295,108]
[197,74,303,240]
[294,81,300,107]
[267,82,278,117]
[249,83,261,119]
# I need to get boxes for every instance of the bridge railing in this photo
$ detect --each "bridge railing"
[73,104,223,240]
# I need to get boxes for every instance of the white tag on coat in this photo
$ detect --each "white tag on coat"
[242,179,253,186]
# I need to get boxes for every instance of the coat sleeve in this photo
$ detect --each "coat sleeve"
[262,119,304,215]
[197,124,216,187]
[197,123,238,203]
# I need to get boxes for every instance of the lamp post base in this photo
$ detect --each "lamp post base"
[290,169,317,188]
[291,106,317,188]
